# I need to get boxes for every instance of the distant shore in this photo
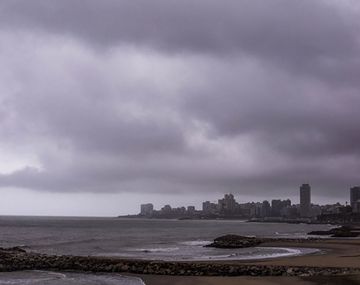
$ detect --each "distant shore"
[118,215,342,225]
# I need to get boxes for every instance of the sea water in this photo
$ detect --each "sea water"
[0,216,331,284]
[0,271,145,285]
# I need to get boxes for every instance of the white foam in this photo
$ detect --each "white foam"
[0,271,146,285]
[192,247,320,261]
[180,240,211,246]
[135,247,180,253]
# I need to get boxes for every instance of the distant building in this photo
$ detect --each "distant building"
[283,205,299,219]
[187,206,196,214]
[202,201,217,214]
[218,194,237,214]
[140,203,154,216]
[253,202,262,218]
[271,199,291,217]
[350,186,360,210]
[353,201,360,213]
[161,204,172,214]
[261,200,271,217]
[271,200,282,217]
[310,204,321,218]
[300,184,311,217]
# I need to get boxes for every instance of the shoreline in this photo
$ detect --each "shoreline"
[1,239,360,277]
[136,274,360,285]
[132,238,360,284]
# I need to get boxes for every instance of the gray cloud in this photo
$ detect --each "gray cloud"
[0,0,359,202]
[1,0,359,86]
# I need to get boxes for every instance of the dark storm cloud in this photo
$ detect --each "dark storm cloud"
[184,59,360,158]
[0,0,356,55]
[0,0,359,200]
[1,0,359,89]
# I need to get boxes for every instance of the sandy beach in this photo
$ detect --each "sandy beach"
[249,238,360,268]
[134,238,360,285]
[139,274,360,285]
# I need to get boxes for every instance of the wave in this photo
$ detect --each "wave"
[134,247,180,253]
[192,247,319,261]
[0,271,146,285]
[180,240,211,246]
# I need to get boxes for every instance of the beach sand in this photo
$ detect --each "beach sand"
[133,239,360,285]
[139,275,311,285]
[248,238,360,268]
[139,274,360,285]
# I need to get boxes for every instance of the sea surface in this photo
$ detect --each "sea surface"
[0,216,332,284]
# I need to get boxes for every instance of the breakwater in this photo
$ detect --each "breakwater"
[0,247,359,277]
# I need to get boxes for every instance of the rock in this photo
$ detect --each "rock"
[205,234,262,248]
[0,246,26,253]
[307,230,333,235]
[308,226,359,238]
[331,231,359,238]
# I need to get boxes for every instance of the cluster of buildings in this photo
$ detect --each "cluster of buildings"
[350,186,360,213]
[139,184,360,222]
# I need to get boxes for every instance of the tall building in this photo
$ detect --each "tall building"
[202,201,217,214]
[271,199,291,217]
[271,199,282,217]
[187,206,196,214]
[161,204,172,214]
[140,203,154,216]
[350,186,360,210]
[261,200,271,217]
[300,184,311,217]
[218,194,237,213]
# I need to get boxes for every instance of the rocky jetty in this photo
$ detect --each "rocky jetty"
[205,234,262,248]
[308,226,359,238]
[0,247,359,277]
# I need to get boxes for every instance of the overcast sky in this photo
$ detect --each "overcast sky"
[0,0,359,216]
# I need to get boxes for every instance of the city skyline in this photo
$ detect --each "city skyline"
[139,184,360,219]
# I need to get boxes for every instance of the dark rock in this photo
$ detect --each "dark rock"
[205,234,262,248]
[308,226,359,238]
[0,246,26,253]
[331,231,359,238]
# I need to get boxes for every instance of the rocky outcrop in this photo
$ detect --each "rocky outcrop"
[308,226,359,238]
[205,235,262,248]
[0,247,359,277]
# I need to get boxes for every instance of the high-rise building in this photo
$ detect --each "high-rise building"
[202,201,217,214]
[218,194,237,213]
[350,186,360,210]
[300,184,311,217]
[271,199,282,217]
[161,204,172,214]
[261,200,271,217]
[140,203,154,216]
[271,199,291,217]
[187,206,196,214]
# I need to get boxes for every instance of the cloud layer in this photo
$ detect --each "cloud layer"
[0,0,360,200]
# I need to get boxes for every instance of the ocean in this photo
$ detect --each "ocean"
[0,216,332,284]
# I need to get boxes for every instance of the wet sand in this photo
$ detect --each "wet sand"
[139,275,311,285]
[139,275,360,285]
[139,274,360,285]
[248,238,360,268]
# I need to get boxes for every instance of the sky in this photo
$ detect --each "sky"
[0,0,359,216]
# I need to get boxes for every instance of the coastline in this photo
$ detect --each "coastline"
[137,274,360,285]
[133,238,360,284]
[1,239,360,275]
